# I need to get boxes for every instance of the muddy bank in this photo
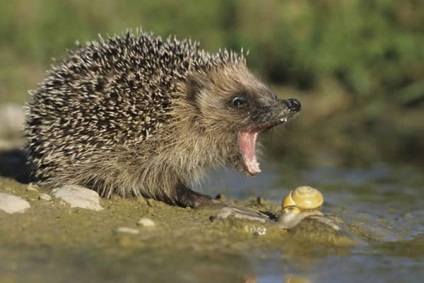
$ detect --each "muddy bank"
[0,176,360,283]
[0,177,356,250]
[1,163,423,283]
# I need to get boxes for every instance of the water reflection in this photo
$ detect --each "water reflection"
[205,161,424,282]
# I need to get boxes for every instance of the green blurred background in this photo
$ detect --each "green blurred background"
[0,0,423,168]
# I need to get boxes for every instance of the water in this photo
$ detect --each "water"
[205,162,424,282]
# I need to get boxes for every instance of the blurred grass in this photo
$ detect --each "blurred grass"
[0,0,423,167]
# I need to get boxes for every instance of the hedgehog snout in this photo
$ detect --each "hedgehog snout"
[284,98,301,112]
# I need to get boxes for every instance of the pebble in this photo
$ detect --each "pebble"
[216,206,268,223]
[116,227,140,235]
[0,192,30,214]
[137,217,156,227]
[244,225,267,236]
[52,185,103,211]
[26,183,39,192]
[39,193,52,201]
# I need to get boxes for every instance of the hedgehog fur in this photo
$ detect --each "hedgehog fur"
[25,30,301,208]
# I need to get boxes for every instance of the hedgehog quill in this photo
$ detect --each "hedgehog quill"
[25,31,301,208]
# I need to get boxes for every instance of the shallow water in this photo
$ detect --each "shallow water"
[204,162,424,282]
[0,161,423,283]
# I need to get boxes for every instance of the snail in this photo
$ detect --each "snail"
[278,186,325,229]
[282,186,324,213]
[211,185,346,239]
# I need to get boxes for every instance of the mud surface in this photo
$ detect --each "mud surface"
[0,178,349,283]
[1,160,423,283]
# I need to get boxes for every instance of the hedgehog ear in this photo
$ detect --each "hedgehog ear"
[186,74,206,102]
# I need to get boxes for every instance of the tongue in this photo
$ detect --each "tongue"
[238,130,261,175]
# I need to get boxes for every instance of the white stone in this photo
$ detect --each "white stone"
[0,193,30,214]
[39,193,52,201]
[52,185,103,211]
[137,217,156,227]
[26,183,39,192]
[116,227,140,235]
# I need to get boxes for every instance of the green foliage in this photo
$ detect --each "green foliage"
[1,0,422,104]
[239,0,423,101]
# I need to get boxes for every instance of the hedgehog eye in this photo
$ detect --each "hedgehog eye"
[231,96,248,108]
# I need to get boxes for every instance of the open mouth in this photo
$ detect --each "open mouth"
[237,117,290,175]
[238,129,261,175]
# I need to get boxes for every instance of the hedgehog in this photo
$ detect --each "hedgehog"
[25,31,301,208]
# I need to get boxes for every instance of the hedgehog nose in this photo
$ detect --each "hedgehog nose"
[285,98,301,112]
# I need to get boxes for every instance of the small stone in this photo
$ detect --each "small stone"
[26,183,39,192]
[39,193,52,201]
[137,217,156,227]
[216,206,268,223]
[244,225,267,236]
[0,193,30,214]
[116,227,140,235]
[52,185,103,211]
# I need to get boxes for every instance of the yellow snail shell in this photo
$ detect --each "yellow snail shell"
[282,186,324,211]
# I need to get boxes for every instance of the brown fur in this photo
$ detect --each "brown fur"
[26,32,300,207]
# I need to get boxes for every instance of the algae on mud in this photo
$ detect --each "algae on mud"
[0,176,355,250]
[0,175,362,283]
[1,160,424,283]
